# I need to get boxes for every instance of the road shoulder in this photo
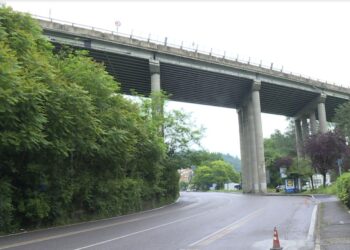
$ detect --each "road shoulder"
[314,195,350,250]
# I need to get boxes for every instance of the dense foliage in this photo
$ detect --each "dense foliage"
[192,160,239,190]
[336,173,350,208]
[264,125,296,187]
[335,102,350,139]
[0,7,200,233]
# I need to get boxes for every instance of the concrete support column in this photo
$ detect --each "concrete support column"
[149,59,161,92]
[317,99,327,133]
[247,97,260,193]
[295,119,304,159]
[251,81,267,193]
[309,112,317,135]
[149,59,163,135]
[301,116,310,141]
[238,109,249,193]
[238,80,266,194]
[243,104,253,193]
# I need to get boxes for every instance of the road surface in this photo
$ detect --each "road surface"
[0,192,316,250]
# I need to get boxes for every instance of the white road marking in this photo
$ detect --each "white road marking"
[0,205,192,250]
[307,204,318,242]
[0,197,181,239]
[73,212,206,250]
[187,208,264,248]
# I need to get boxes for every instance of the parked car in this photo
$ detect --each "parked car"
[275,185,285,192]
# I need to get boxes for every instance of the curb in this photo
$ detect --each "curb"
[0,198,181,238]
[314,202,322,250]
[264,192,315,198]
[308,202,318,242]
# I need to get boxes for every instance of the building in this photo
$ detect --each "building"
[178,168,193,183]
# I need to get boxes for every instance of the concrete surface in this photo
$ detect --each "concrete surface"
[314,195,350,250]
[0,192,316,250]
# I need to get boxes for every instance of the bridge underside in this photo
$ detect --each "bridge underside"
[44,18,350,194]
[54,43,346,121]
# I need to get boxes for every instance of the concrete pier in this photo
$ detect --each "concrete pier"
[251,81,267,192]
[318,96,327,133]
[295,119,304,159]
[301,117,310,141]
[238,108,251,192]
[149,59,161,92]
[238,80,266,194]
[309,112,317,135]
[294,93,328,160]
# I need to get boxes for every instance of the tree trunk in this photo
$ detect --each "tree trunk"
[322,173,327,188]
[309,175,314,190]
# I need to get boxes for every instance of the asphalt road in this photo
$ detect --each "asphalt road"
[0,192,316,250]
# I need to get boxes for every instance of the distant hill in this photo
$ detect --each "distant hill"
[219,153,241,173]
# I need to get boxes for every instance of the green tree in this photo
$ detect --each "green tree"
[0,7,209,233]
[192,160,239,190]
[164,109,204,157]
[264,124,297,187]
[192,166,213,190]
[209,160,239,189]
[335,101,350,138]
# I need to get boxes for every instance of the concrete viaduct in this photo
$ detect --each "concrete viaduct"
[37,18,350,194]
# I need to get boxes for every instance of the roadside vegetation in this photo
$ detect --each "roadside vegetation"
[336,173,350,208]
[192,160,239,191]
[0,7,202,233]
[177,151,240,192]
[264,101,350,209]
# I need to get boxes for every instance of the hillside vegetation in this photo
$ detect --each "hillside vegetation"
[0,7,202,233]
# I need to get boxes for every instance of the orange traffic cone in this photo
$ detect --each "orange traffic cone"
[270,227,283,250]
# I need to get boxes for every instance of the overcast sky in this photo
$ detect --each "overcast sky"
[5,0,350,157]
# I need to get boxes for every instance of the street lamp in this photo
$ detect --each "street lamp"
[115,20,121,33]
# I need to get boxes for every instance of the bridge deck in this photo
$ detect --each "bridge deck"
[39,19,350,120]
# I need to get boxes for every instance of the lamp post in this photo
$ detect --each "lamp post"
[115,20,121,33]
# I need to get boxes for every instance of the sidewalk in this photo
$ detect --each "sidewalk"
[314,195,350,250]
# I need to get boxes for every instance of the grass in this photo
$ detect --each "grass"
[301,184,337,195]
[208,189,243,193]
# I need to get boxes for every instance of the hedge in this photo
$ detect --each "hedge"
[336,172,350,208]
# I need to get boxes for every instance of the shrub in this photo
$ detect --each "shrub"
[336,173,350,208]
[0,179,14,232]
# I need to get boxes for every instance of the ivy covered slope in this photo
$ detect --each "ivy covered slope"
[0,7,182,233]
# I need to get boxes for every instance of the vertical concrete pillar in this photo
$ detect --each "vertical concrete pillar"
[309,112,317,135]
[149,59,163,135]
[251,81,267,193]
[247,97,260,193]
[238,108,248,193]
[243,104,253,193]
[317,98,327,133]
[150,59,161,92]
[301,116,310,141]
[295,119,304,159]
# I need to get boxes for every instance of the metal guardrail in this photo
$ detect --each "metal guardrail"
[31,14,346,89]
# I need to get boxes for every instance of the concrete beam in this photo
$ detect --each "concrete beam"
[40,19,350,101]
[293,93,326,119]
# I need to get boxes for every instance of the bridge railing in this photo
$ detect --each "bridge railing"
[32,14,346,89]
